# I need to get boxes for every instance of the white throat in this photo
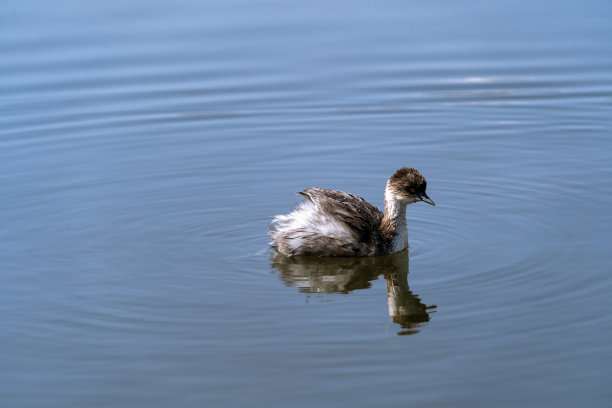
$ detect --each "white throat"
[384,183,410,253]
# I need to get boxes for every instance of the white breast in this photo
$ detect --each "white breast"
[390,223,408,253]
[384,188,409,253]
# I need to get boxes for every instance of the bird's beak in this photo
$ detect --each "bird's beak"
[418,193,435,206]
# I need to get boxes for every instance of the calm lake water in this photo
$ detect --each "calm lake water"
[2,0,612,407]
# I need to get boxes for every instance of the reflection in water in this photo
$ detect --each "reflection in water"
[271,251,436,335]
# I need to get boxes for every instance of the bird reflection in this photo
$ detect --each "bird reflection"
[271,250,435,335]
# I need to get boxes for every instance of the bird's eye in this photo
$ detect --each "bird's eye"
[409,188,416,193]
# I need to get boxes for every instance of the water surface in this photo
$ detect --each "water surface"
[2,1,612,407]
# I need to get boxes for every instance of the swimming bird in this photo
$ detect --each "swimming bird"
[269,167,435,257]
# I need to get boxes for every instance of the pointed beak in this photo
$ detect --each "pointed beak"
[418,193,435,206]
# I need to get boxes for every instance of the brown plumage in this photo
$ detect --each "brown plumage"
[269,167,435,257]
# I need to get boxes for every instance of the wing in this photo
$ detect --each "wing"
[298,187,384,245]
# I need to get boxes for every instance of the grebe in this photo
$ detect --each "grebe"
[269,167,435,257]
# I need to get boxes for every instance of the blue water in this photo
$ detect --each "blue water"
[2,1,612,407]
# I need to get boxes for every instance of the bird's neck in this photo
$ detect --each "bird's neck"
[381,184,409,253]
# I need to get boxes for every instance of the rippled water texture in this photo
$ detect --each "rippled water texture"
[2,1,612,407]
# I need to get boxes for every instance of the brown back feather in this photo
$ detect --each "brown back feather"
[298,187,384,253]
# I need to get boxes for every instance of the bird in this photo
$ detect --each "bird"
[269,167,435,257]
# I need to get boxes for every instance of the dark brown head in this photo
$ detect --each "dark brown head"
[387,167,435,206]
